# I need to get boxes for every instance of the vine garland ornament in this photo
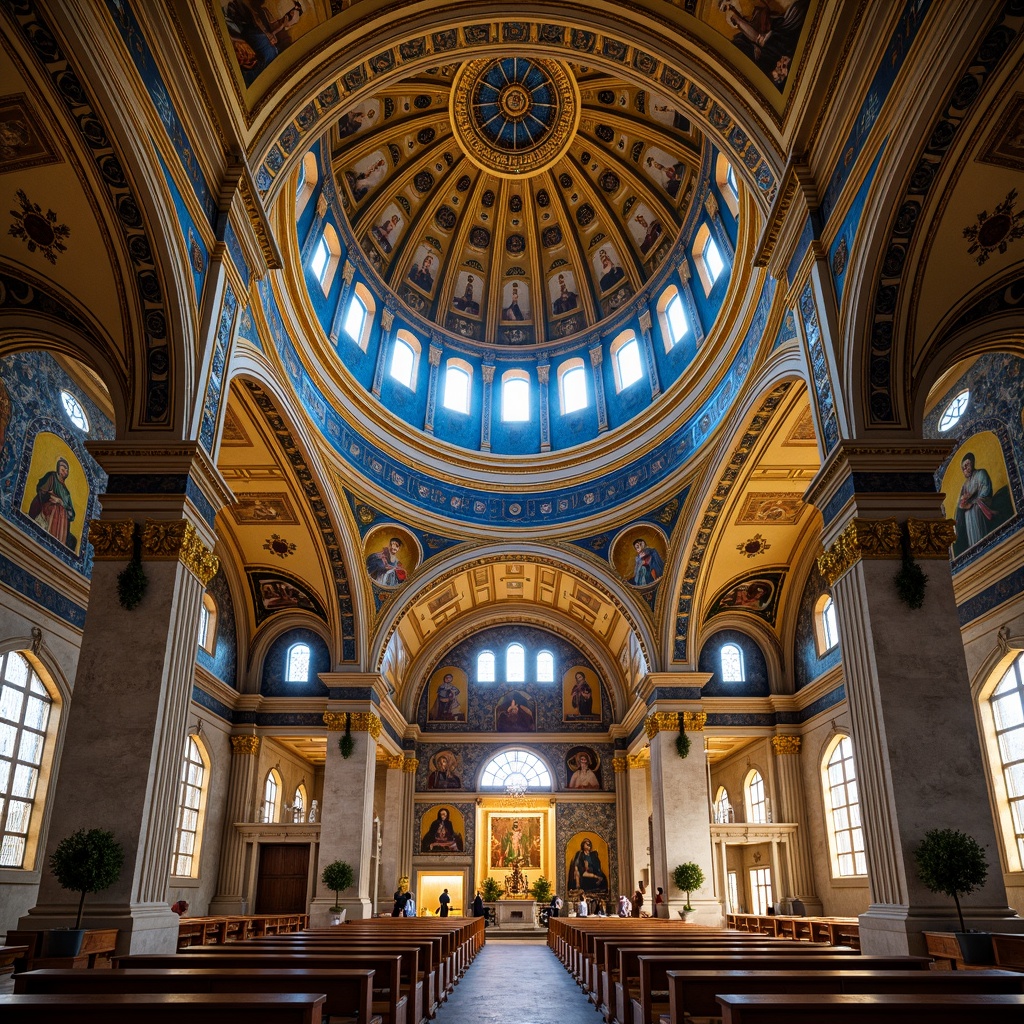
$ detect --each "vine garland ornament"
[676,712,690,759]
[893,520,928,609]
[116,522,148,610]
[339,712,354,758]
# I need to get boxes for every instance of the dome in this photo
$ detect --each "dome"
[328,59,724,349]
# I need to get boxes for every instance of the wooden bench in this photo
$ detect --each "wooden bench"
[716,991,1024,1022]
[993,932,1024,970]
[5,928,118,970]
[0,944,28,978]
[0,991,326,1024]
[664,968,1024,1023]
[15,967,379,1024]
[118,950,408,1024]
[626,952,931,1024]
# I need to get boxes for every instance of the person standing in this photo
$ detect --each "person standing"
[403,892,416,917]
[391,886,407,917]
[472,890,484,917]
[617,894,632,917]
[438,888,451,917]
[577,896,589,917]
[549,893,563,918]
[654,887,665,917]
[632,881,645,918]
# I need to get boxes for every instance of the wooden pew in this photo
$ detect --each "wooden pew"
[117,951,406,1024]
[0,944,28,979]
[0,991,326,1024]
[6,928,118,970]
[716,991,1024,1022]
[15,966,379,1024]
[993,932,1024,970]
[626,951,930,1024]
[665,968,1024,1023]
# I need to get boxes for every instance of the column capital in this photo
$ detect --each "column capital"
[230,735,261,755]
[482,363,495,384]
[612,756,627,773]
[385,753,405,769]
[683,711,707,732]
[402,757,419,773]
[381,308,395,331]
[644,711,679,738]
[322,710,382,738]
[537,363,550,384]
[89,517,219,585]
[771,735,801,756]
[627,754,647,769]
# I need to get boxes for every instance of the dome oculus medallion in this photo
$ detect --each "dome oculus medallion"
[451,57,580,178]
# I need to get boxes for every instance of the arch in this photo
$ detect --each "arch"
[744,767,767,824]
[171,733,210,878]
[656,285,688,352]
[391,330,421,389]
[285,641,312,682]
[198,592,218,655]
[536,649,555,683]
[443,358,473,414]
[344,282,376,351]
[609,330,643,393]
[296,150,319,217]
[713,786,733,824]
[820,733,867,877]
[506,642,525,682]
[262,767,282,823]
[557,358,587,414]
[501,369,530,422]
[478,748,553,790]
[477,650,496,682]
[311,222,342,294]
[292,782,308,823]
[715,153,740,217]
[813,594,839,656]
[692,223,724,295]
[720,642,744,683]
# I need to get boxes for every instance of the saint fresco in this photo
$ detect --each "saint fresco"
[562,667,601,722]
[490,814,541,868]
[19,432,88,554]
[420,805,465,853]
[940,431,1015,558]
[565,831,609,896]
[566,746,601,790]
[427,666,467,723]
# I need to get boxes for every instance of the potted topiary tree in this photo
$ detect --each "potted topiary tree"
[321,859,354,925]
[914,827,992,963]
[480,875,503,902]
[672,862,705,922]
[48,827,125,956]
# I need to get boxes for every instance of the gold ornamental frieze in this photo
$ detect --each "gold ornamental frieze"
[772,735,801,756]
[386,753,405,770]
[88,519,135,559]
[350,712,382,739]
[818,517,902,586]
[322,711,347,731]
[626,754,646,770]
[683,711,707,732]
[141,519,219,584]
[230,735,260,755]
[907,517,956,558]
[644,711,680,738]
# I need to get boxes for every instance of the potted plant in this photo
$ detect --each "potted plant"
[480,876,503,902]
[321,859,354,925]
[672,862,705,922]
[48,827,125,956]
[915,827,991,963]
[530,875,553,904]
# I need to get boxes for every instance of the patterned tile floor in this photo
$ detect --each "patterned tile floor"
[437,939,597,1024]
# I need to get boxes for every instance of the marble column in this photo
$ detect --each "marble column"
[19,444,227,954]
[647,710,719,924]
[208,735,262,915]
[808,443,1023,954]
[626,754,650,897]
[399,756,417,886]
[378,753,408,910]
[589,344,608,433]
[612,756,631,899]
[770,735,821,915]
[316,709,381,923]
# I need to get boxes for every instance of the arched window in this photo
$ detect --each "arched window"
[286,642,311,683]
[502,369,530,422]
[822,597,838,652]
[536,650,554,683]
[171,734,209,877]
[198,593,217,654]
[939,388,970,431]
[745,769,768,824]
[987,653,1024,868]
[390,331,421,389]
[506,643,525,683]
[658,286,689,351]
[714,786,733,824]
[296,151,319,216]
[444,360,472,414]
[292,784,307,824]
[479,749,552,790]
[60,389,89,432]
[310,223,341,294]
[822,735,866,876]
[721,642,745,683]
[715,153,740,217]
[0,651,58,869]
[692,223,724,295]
[610,331,643,392]
[262,769,282,823]
[558,359,587,414]
[477,651,495,682]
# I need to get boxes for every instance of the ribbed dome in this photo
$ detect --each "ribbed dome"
[332,59,710,348]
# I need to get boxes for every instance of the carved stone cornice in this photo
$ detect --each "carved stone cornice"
[682,711,707,732]
[644,711,679,738]
[772,735,801,756]
[231,735,260,755]
[88,519,135,559]
[612,756,627,773]
[142,519,219,585]
[817,517,902,586]
[402,757,419,772]
[907,517,956,558]
[350,712,382,739]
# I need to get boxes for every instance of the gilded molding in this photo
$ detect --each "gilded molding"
[141,519,219,584]
[88,519,135,559]
[907,517,956,558]
[683,711,707,732]
[402,757,419,773]
[386,753,405,769]
[626,754,646,769]
[612,756,627,773]
[230,735,260,755]
[772,735,801,756]
[817,517,901,585]
[350,712,382,739]
[323,711,347,731]
[644,711,679,738]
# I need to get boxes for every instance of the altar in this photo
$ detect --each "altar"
[492,899,538,930]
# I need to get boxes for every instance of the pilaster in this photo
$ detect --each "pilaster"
[209,735,262,915]
[537,364,551,452]
[589,343,608,433]
[770,735,821,915]
[626,754,650,899]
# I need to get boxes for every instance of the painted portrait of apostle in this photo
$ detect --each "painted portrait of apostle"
[363,525,419,589]
[562,667,601,722]
[940,431,1015,557]
[495,690,536,732]
[566,746,601,790]
[565,831,609,896]
[344,150,388,202]
[426,749,462,790]
[501,280,531,321]
[592,245,626,293]
[19,431,88,554]
[427,666,467,723]
[420,805,465,853]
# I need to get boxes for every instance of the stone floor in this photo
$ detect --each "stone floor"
[438,938,596,1024]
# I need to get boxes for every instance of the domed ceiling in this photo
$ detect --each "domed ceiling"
[332,59,710,347]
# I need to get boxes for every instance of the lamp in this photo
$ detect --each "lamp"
[502,775,528,809]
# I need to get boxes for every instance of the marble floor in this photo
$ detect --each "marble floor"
[437,939,597,1024]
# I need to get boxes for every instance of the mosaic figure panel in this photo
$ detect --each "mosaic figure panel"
[610,524,667,588]
[490,814,541,869]
[19,432,88,554]
[940,431,1015,558]
[247,568,328,625]
[557,802,618,901]
[565,831,610,897]
[427,666,467,723]
[364,524,420,588]
[495,689,537,732]
[420,804,466,854]
[566,746,601,790]
[562,667,601,722]
[426,749,463,790]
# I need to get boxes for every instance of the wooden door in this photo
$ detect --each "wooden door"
[255,843,309,913]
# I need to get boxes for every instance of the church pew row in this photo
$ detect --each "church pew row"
[663,968,1024,1024]
[0,991,326,1024]
[620,951,929,1024]
[716,992,1024,1023]
[176,914,309,947]
[14,967,378,1024]
[117,952,407,1024]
